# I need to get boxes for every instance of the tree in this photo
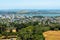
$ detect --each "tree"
[17,26,45,40]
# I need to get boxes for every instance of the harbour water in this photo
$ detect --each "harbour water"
[18,13,60,17]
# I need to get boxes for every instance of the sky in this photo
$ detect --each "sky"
[0,0,60,10]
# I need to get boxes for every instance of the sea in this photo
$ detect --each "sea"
[17,13,60,17]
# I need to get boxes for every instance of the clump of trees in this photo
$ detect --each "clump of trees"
[17,26,45,40]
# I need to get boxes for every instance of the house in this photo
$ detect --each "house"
[0,36,17,40]
[12,28,16,32]
[6,27,16,32]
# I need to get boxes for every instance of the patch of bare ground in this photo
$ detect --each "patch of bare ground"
[43,31,60,40]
